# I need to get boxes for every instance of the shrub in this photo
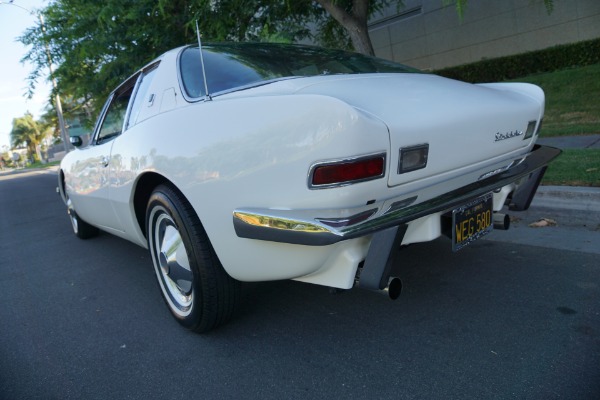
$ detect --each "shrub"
[436,38,600,83]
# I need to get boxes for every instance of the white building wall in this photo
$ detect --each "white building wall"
[369,0,600,70]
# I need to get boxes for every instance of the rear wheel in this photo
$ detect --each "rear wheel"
[146,184,239,332]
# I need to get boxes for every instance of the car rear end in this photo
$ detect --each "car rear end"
[174,43,558,295]
[230,73,559,294]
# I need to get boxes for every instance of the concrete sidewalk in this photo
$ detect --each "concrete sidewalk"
[536,133,600,149]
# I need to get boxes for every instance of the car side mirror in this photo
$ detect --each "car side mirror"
[70,136,83,147]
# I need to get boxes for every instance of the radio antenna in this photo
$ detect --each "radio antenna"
[195,20,211,101]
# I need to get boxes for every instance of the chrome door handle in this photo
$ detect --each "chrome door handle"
[100,156,109,167]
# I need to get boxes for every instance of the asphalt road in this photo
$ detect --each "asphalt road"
[1,170,599,400]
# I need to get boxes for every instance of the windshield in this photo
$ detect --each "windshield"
[179,43,420,98]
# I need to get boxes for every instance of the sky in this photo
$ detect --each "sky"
[0,0,51,150]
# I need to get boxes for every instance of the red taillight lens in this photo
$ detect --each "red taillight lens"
[311,155,385,187]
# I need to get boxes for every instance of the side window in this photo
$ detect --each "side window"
[126,64,159,130]
[96,82,135,144]
[180,47,205,98]
[179,47,266,98]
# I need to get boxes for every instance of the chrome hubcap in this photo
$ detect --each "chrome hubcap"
[67,198,78,234]
[151,211,194,316]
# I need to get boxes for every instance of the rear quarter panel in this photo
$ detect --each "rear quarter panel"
[109,93,391,281]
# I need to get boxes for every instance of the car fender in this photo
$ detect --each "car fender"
[107,93,390,281]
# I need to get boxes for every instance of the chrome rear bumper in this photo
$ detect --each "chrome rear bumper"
[233,145,561,246]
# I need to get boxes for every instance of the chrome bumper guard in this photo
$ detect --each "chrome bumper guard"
[233,145,561,247]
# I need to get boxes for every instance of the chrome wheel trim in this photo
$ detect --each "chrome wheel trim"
[149,206,194,317]
[66,198,79,234]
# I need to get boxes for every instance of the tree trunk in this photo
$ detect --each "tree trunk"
[316,0,375,56]
[345,19,375,55]
[35,144,44,163]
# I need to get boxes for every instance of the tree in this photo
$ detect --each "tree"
[21,0,191,115]
[19,0,386,117]
[10,113,49,162]
[20,0,555,120]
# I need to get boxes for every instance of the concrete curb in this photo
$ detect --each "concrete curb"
[532,185,600,212]
[0,165,59,177]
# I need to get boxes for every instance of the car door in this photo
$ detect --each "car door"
[67,76,138,233]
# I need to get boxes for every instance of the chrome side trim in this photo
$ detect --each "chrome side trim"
[316,209,377,228]
[233,145,561,246]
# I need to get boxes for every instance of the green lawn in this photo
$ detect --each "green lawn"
[543,149,600,187]
[28,161,60,169]
[512,64,600,137]
[511,64,600,186]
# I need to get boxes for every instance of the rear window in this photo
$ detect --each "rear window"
[179,43,419,99]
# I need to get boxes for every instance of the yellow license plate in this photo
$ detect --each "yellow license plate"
[452,193,493,252]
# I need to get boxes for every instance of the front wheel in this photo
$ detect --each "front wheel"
[146,184,239,332]
[66,196,99,239]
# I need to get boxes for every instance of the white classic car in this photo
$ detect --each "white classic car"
[59,43,560,332]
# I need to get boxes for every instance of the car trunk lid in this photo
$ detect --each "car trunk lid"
[292,74,544,188]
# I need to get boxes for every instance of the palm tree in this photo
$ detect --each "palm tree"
[10,113,50,162]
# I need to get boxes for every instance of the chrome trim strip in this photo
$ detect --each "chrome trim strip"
[316,209,377,228]
[233,145,561,246]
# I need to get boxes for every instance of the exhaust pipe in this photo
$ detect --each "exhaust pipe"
[494,213,510,230]
[383,277,402,300]
[353,276,402,300]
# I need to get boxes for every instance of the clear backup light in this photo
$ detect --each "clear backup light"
[398,144,429,174]
[535,119,543,137]
[524,120,537,140]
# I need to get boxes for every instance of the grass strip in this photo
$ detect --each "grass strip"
[513,64,600,137]
[542,149,600,187]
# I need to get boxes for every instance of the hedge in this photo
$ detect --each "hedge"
[435,37,600,83]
